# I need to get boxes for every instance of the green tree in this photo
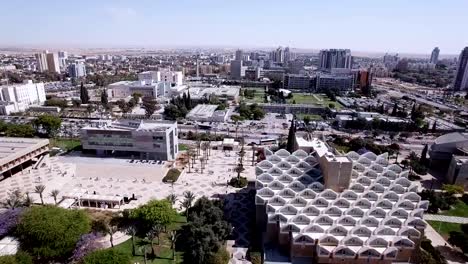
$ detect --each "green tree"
[34,115,62,137]
[130,199,177,232]
[391,102,398,116]
[45,98,68,108]
[420,144,428,165]
[15,206,91,261]
[0,251,33,264]
[442,184,464,196]
[303,115,311,126]
[100,90,109,108]
[5,124,35,138]
[80,82,90,104]
[286,118,296,153]
[182,191,196,217]
[177,197,231,264]
[82,249,131,264]
[432,121,437,133]
[142,97,159,118]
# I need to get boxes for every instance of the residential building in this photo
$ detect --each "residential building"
[58,51,68,70]
[80,120,178,161]
[0,80,46,114]
[35,52,48,72]
[270,46,285,63]
[319,49,352,70]
[235,49,243,61]
[453,47,468,91]
[0,137,50,179]
[46,52,60,73]
[354,69,373,91]
[230,60,245,80]
[68,61,86,78]
[186,104,229,122]
[430,47,440,64]
[255,142,427,263]
[283,74,314,91]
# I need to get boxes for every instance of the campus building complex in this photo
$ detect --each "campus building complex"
[0,80,46,115]
[255,138,427,263]
[80,120,178,161]
[0,137,50,179]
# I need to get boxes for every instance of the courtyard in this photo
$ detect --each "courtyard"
[1,147,256,211]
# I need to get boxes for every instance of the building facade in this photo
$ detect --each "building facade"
[316,74,354,92]
[46,52,60,73]
[283,74,314,91]
[453,47,468,91]
[255,143,427,264]
[430,47,440,64]
[35,52,48,72]
[81,120,178,161]
[68,61,86,78]
[0,80,46,114]
[319,49,352,70]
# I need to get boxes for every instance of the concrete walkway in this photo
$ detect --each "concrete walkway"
[424,214,468,224]
[425,224,467,264]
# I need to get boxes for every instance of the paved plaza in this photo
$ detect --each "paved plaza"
[0,149,255,210]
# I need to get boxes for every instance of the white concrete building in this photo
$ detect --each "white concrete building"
[46,52,60,73]
[138,70,183,86]
[186,104,229,122]
[35,52,48,72]
[68,61,86,78]
[255,140,427,263]
[108,80,171,99]
[81,120,178,161]
[0,80,46,115]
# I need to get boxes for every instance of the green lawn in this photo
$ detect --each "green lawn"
[295,114,323,121]
[243,88,266,104]
[178,144,189,151]
[49,138,81,151]
[113,215,186,264]
[287,93,342,109]
[440,201,468,217]
[428,220,461,239]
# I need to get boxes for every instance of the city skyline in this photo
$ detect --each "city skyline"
[1,0,467,55]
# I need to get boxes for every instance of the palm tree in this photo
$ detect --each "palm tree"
[146,230,156,257]
[126,226,137,256]
[140,245,148,264]
[234,163,244,183]
[50,189,60,205]
[152,225,163,245]
[1,189,24,209]
[106,224,118,248]
[199,157,205,173]
[34,185,46,205]
[24,192,33,207]
[169,230,179,260]
[166,194,177,207]
[182,191,195,218]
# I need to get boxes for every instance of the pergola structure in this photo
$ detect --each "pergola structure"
[63,189,124,209]
[255,146,428,264]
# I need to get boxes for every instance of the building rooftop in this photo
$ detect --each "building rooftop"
[186,104,219,119]
[0,137,49,164]
[255,143,427,259]
[434,132,468,145]
[82,120,176,132]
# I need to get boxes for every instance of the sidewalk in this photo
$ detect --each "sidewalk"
[424,214,468,224]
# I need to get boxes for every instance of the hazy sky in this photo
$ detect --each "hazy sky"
[1,0,467,54]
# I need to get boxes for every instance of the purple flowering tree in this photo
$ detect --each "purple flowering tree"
[69,232,104,263]
[0,208,24,238]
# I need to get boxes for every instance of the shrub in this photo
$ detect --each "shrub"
[162,168,181,183]
[206,247,230,264]
[229,177,248,188]
[0,251,32,264]
[82,249,131,264]
[249,251,262,264]
[15,206,91,261]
